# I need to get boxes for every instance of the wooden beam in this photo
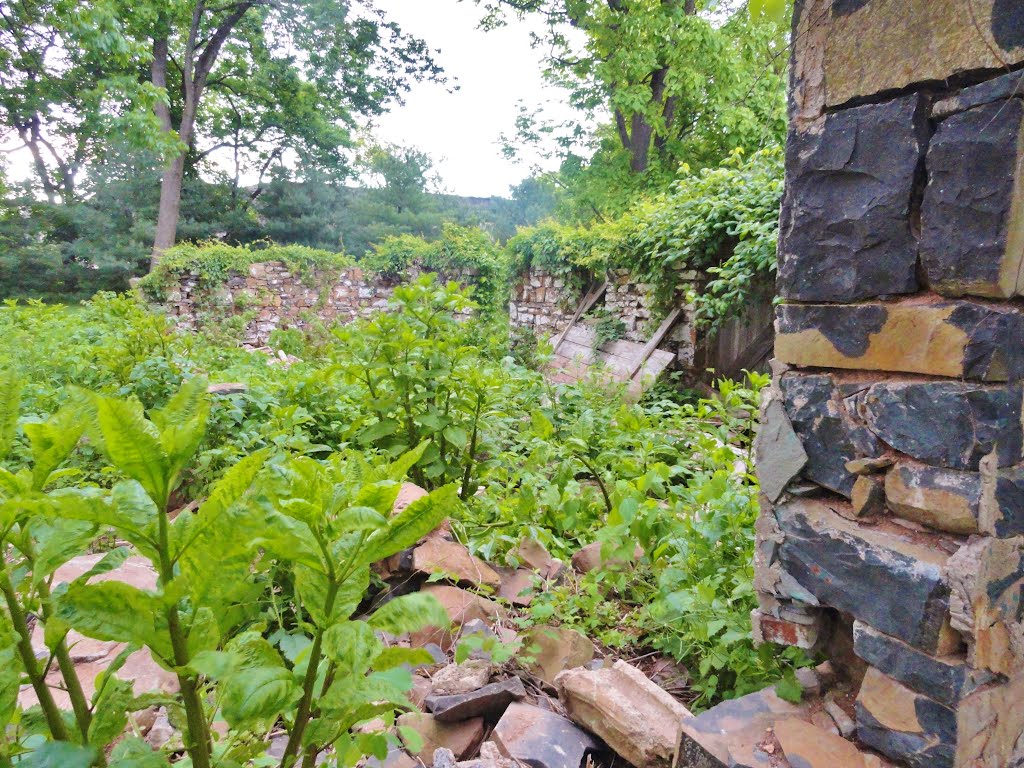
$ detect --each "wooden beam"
[550,281,608,354]
[628,306,684,380]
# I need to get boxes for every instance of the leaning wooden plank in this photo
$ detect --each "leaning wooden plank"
[550,281,608,354]
[628,306,684,380]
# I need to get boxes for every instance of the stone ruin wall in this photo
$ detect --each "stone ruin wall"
[510,267,699,370]
[752,2,1024,767]
[166,262,476,346]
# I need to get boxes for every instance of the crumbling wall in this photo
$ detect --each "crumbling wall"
[508,269,578,336]
[752,2,1024,767]
[167,262,475,345]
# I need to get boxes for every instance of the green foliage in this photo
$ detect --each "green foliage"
[507,148,783,329]
[139,242,355,302]
[363,224,510,318]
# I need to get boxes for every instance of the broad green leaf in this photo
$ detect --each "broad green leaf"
[219,667,301,729]
[368,593,449,636]
[29,517,97,584]
[0,615,23,729]
[88,675,133,746]
[295,564,369,627]
[372,647,435,671]
[319,673,414,728]
[354,480,401,516]
[22,742,97,768]
[23,404,86,491]
[109,737,171,768]
[0,466,22,498]
[92,394,168,506]
[186,607,220,657]
[530,409,554,440]
[442,425,468,449]
[0,370,22,463]
[50,484,159,561]
[74,546,131,583]
[190,650,243,680]
[55,580,173,661]
[337,505,388,532]
[385,440,430,481]
[150,377,210,482]
[322,621,381,675]
[361,484,459,564]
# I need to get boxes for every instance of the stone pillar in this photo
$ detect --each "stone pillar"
[753,2,1024,767]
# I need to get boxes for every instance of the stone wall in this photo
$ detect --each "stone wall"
[166,262,474,345]
[508,269,578,336]
[753,2,1024,767]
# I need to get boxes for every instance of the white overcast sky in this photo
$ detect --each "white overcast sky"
[372,0,581,197]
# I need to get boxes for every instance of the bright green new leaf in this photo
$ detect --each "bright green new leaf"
[0,616,22,729]
[56,580,174,661]
[322,621,381,675]
[354,480,401,516]
[385,440,430,481]
[150,377,210,482]
[361,484,459,564]
[219,666,301,730]
[368,592,449,636]
[0,370,21,463]
[23,404,86,491]
[372,647,435,671]
[88,675,133,747]
[92,394,169,507]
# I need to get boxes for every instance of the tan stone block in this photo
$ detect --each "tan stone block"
[955,674,1024,768]
[884,462,981,535]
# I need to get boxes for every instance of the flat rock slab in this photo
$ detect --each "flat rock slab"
[753,398,807,503]
[775,717,871,768]
[397,712,485,765]
[412,539,502,590]
[773,498,954,654]
[855,668,956,768]
[412,586,506,650]
[676,684,807,768]
[426,677,527,723]
[555,660,690,768]
[492,702,601,768]
[524,626,596,686]
[775,301,1024,381]
[430,660,492,696]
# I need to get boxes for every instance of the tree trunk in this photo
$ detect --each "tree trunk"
[153,154,186,262]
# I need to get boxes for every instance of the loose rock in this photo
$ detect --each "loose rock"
[524,626,596,686]
[396,713,485,765]
[492,702,601,768]
[426,677,527,723]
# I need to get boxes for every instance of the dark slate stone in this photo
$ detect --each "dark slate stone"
[994,467,1024,537]
[775,303,888,357]
[950,302,1024,381]
[492,703,602,768]
[425,677,527,723]
[775,500,951,652]
[993,0,1024,50]
[856,700,956,768]
[932,69,1024,118]
[777,94,927,302]
[921,98,1024,298]
[857,382,1024,470]
[781,374,882,496]
[853,622,994,708]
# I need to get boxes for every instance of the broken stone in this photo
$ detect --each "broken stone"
[773,498,955,654]
[775,301,1024,381]
[884,462,982,535]
[570,541,642,574]
[852,622,991,709]
[857,381,1024,471]
[396,713,485,764]
[523,627,596,686]
[824,697,856,739]
[933,70,1024,119]
[492,702,601,768]
[955,673,1024,768]
[943,535,1024,676]
[555,660,691,768]
[675,684,804,768]
[496,568,534,606]
[394,483,428,514]
[781,374,882,497]
[851,475,886,517]
[412,539,502,590]
[411,586,506,650]
[810,710,840,736]
[753,397,808,502]
[207,382,247,395]
[430,660,492,696]
[812,0,1024,108]
[516,538,563,579]
[855,667,957,768]
[922,99,1024,299]
[777,95,926,302]
[776,717,868,768]
[426,677,527,723]
[845,456,894,476]
[751,609,823,651]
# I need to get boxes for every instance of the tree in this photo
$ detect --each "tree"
[482,0,788,211]
[0,1,170,204]
[128,0,445,266]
